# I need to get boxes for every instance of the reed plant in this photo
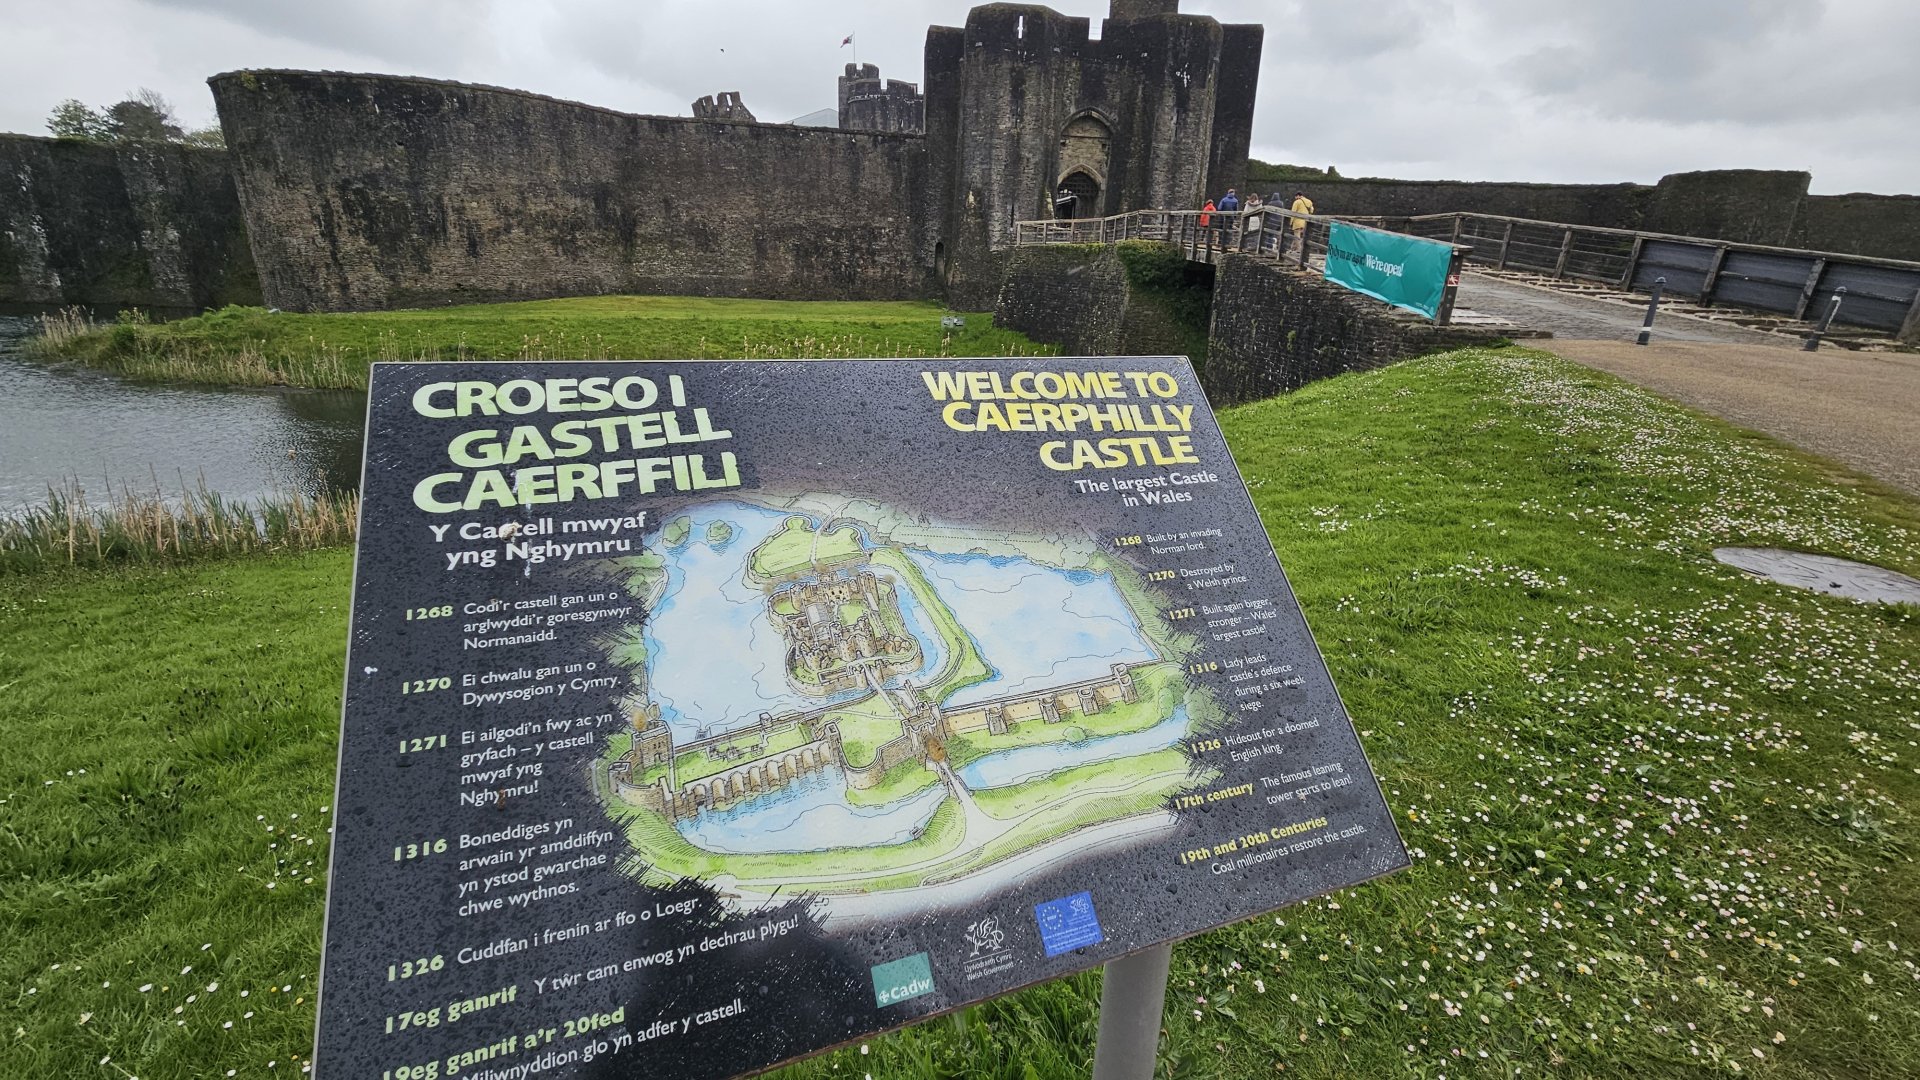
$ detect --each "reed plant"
[0,479,358,572]
[32,306,93,350]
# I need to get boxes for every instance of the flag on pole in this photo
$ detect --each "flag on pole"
[841,33,854,47]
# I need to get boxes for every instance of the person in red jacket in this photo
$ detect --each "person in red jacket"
[1199,198,1215,229]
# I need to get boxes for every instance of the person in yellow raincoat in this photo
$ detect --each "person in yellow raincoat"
[1286,190,1314,254]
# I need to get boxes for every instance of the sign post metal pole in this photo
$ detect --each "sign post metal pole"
[1090,942,1175,1080]
[1802,286,1846,352]
[1635,276,1666,346]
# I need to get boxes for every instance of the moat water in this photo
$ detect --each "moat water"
[649,499,1168,852]
[643,501,1159,746]
[0,317,366,514]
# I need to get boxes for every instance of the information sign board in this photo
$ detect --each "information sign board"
[317,356,1407,1079]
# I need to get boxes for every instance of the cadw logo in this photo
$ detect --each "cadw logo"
[871,953,935,1007]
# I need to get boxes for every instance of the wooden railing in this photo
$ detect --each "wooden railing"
[1400,212,1920,341]
[1014,206,1387,260]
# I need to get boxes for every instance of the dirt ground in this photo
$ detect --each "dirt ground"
[1540,339,1920,497]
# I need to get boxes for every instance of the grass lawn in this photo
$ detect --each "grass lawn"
[827,693,909,770]
[845,760,944,807]
[25,296,1056,390]
[748,516,865,582]
[5,347,1920,1078]
[967,748,1192,822]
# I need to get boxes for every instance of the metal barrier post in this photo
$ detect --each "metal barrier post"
[1437,247,1469,326]
[1090,943,1174,1080]
[1803,287,1847,352]
[1636,276,1666,346]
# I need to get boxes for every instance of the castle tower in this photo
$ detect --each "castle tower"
[635,720,673,769]
[839,63,927,133]
[922,2,1264,307]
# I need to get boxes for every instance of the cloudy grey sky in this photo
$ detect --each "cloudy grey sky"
[2,0,1913,194]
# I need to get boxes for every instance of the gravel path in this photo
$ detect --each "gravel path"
[1448,271,1920,497]
[1455,272,1788,345]
[1540,339,1920,497]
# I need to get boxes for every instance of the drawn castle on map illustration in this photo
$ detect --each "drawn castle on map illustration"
[596,498,1220,910]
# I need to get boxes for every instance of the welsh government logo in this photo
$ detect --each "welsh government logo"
[965,914,1006,958]
[962,913,1015,982]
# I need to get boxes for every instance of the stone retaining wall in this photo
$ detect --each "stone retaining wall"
[1204,254,1510,407]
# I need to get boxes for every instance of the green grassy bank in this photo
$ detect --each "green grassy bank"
[5,347,1919,1078]
[26,297,1056,390]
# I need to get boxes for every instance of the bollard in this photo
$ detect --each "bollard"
[1635,276,1666,346]
[1090,943,1174,1080]
[1436,247,1469,326]
[1802,287,1847,352]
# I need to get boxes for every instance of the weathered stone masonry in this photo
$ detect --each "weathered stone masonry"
[1293,168,1920,261]
[993,242,1207,360]
[1202,254,1510,408]
[209,2,1262,313]
[0,133,258,313]
[210,71,930,312]
[927,4,1262,308]
[992,244,1131,355]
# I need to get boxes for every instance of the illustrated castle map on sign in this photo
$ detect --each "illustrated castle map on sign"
[595,497,1224,913]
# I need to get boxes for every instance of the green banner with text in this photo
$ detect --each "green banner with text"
[1323,222,1453,320]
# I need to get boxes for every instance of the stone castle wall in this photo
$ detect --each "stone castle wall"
[1204,254,1511,407]
[1286,169,1920,262]
[210,71,932,312]
[1796,193,1920,262]
[1640,169,1812,246]
[0,133,258,313]
[841,730,921,790]
[992,244,1131,354]
[202,5,1261,313]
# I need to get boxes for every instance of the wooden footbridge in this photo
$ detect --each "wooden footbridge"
[1016,206,1920,343]
[1014,205,1473,324]
[1014,205,1404,269]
